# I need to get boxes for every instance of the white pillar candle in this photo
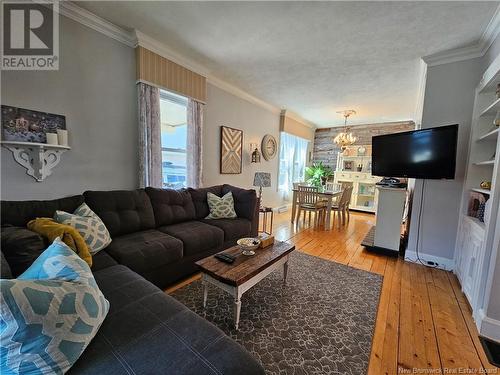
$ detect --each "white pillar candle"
[57,129,68,146]
[46,133,58,145]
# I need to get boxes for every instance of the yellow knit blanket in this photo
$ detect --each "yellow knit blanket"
[27,218,92,267]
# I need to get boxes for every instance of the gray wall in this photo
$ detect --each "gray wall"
[203,83,283,208]
[1,16,137,200]
[407,58,483,261]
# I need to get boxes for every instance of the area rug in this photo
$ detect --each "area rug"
[171,251,383,375]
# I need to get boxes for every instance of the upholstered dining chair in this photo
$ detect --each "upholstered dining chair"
[296,185,327,227]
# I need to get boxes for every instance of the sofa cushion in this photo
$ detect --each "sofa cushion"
[1,251,12,279]
[104,230,183,274]
[1,226,46,277]
[222,184,258,221]
[201,218,252,242]
[90,250,118,272]
[83,189,155,237]
[69,265,265,375]
[145,187,196,226]
[158,221,224,257]
[187,185,223,219]
[1,195,84,227]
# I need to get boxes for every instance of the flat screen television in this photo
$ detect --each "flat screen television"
[372,124,458,179]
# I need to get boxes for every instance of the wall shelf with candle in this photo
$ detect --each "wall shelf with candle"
[1,141,70,182]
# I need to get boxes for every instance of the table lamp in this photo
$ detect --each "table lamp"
[253,172,271,204]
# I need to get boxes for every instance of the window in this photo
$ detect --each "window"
[160,90,188,189]
[278,132,309,200]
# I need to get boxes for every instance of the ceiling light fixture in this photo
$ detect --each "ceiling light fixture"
[333,110,357,150]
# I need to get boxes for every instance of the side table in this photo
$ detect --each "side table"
[259,206,273,234]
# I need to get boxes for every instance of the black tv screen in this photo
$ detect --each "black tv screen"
[372,124,458,179]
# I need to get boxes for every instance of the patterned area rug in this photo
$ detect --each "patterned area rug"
[171,251,383,375]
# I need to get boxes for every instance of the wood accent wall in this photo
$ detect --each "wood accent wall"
[136,46,207,103]
[313,121,415,169]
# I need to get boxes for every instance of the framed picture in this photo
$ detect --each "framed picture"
[1,105,66,143]
[220,126,243,174]
[343,160,353,171]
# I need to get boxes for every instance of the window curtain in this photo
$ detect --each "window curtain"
[186,98,204,188]
[278,132,309,201]
[138,82,162,188]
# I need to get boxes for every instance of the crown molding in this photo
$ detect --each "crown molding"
[55,2,317,128]
[423,4,500,67]
[423,44,484,67]
[479,4,500,55]
[59,1,137,47]
[135,30,281,114]
[135,30,316,128]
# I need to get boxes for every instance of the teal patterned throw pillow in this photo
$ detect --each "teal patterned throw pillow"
[54,203,111,254]
[0,238,109,374]
[206,191,237,219]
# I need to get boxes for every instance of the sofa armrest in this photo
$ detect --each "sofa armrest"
[1,226,46,277]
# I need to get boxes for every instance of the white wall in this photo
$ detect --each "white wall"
[203,83,284,208]
[407,57,483,264]
[1,16,137,200]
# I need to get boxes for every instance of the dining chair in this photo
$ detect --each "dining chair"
[293,181,307,189]
[296,185,327,227]
[332,186,354,228]
[325,182,340,192]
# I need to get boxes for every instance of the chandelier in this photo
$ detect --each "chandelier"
[333,110,357,150]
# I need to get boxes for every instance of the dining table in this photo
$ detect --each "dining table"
[291,185,343,229]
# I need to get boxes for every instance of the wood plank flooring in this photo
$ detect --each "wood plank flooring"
[166,210,496,374]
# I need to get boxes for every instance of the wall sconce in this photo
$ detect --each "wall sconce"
[250,143,261,163]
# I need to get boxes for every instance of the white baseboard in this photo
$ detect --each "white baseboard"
[404,250,454,271]
[274,205,289,213]
[478,309,500,343]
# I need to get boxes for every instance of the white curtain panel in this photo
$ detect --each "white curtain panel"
[278,132,309,201]
[187,98,204,188]
[138,82,162,188]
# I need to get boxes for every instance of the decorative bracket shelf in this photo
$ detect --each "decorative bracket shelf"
[1,141,70,182]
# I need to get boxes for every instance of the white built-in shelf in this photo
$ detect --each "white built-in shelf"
[474,159,495,166]
[471,188,492,195]
[358,194,375,197]
[479,98,500,117]
[1,141,71,181]
[477,128,500,141]
[351,205,376,212]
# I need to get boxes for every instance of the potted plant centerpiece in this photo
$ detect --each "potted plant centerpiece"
[305,162,333,187]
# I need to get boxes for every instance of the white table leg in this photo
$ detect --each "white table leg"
[283,258,289,285]
[325,195,333,229]
[291,190,297,222]
[202,278,208,308]
[234,296,242,330]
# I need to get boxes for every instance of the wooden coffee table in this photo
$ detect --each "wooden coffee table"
[196,241,295,330]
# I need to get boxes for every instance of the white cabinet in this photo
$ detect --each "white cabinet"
[456,215,485,309]
[333,145,382,213]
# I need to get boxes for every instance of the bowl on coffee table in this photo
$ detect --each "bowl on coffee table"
[237,237,261,256]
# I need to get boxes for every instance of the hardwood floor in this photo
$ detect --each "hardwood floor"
[166,210,497,374]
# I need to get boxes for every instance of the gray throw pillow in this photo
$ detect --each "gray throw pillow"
[205,192,237,219]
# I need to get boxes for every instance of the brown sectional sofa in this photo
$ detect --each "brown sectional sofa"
[0,184,264,374]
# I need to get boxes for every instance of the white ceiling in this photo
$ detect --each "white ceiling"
[76,1,498,127]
